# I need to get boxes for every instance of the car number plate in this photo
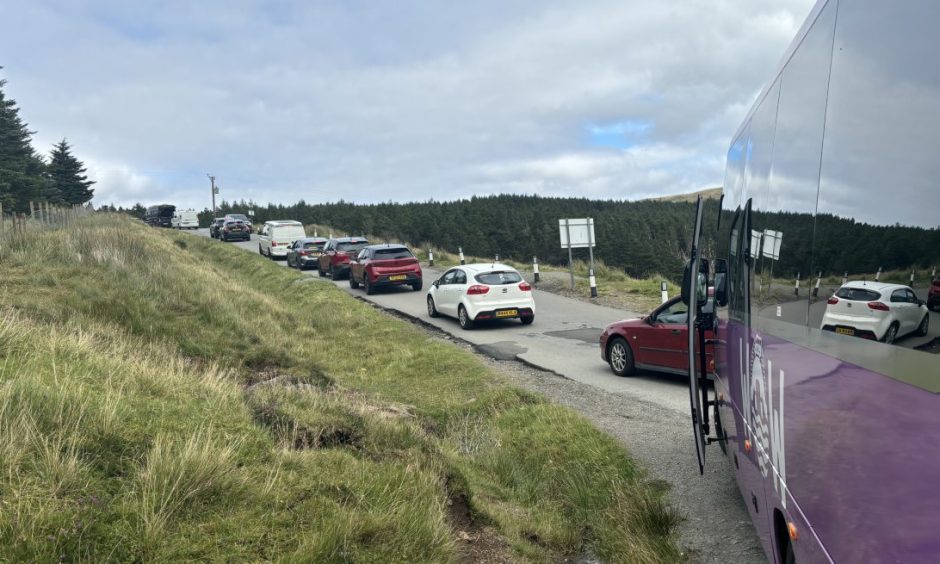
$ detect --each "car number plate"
[835,327,855,336]
[389,274,407,281]
[496,309,518,318]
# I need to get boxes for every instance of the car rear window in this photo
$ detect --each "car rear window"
[303,242,325,250]
[228,214,248,221]
[835,287,881,301]
[272,226,306,240]
[475,271,522,285]
[373,248,413,259]
[338,241,369,252]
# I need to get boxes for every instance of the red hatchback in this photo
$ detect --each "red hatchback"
[349,244,422,294]
[317,237,369,279]
[929,277,940,311]
[599,296,714,377]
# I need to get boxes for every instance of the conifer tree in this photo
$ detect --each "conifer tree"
[48,138,95,205]
[0,72,48,212]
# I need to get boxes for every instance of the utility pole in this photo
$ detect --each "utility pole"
[207,174,218,213]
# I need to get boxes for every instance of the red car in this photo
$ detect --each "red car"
[317,237,369,279]
[599,296,714,377]
[929,277,940,311]
[349,244,423,294]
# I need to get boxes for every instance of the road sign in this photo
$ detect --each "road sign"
[762,229,783,260]
[559,218,596,249]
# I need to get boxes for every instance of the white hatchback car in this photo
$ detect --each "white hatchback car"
[820,281,929,344]
[426,263,535,329]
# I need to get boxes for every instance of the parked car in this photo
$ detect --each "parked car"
[426,264,534,329]
[929,277,940,311]
[599,296,715,378]
[286,237,328,270]
[171,209,199,230]
[220,219,250,242]
[349,244,422,294]
[317,237,369,279]
[224,213,253,233]
[258,220,306,259]
[820,281,929,344]
[209,218,225,238]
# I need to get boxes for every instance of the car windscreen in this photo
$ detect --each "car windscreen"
[338,241,369,252]
[373,248,413,259]
[475,271,522,285]
[303,242,325,250]
[272,226,306,240]
[835,287,881,302]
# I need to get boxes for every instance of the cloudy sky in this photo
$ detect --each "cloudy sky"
[1,0,814,209]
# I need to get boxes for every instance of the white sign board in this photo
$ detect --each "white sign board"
[750,230,763,258]
[762,229,783,260]
[559,218,596,249]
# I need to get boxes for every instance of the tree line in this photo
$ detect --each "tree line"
[0,68,95,213]
[198,196,939,281]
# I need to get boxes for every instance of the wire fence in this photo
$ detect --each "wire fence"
[0,201,92,242]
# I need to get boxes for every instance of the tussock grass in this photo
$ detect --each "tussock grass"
[0,214,680,561]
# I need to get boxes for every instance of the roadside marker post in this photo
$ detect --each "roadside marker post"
[794,272,800,296]
[932,267,937,279]
[564,219,574,290]
[533,256,540,283]
[813,272,821,298]
[842,272,848,286]
[875,267,882,281]
[495,253,500,262]
[428,249,434,267]
[587,218,597,298]
[661,281,669,303]
[459,247,465,265]
[910,270,915,288]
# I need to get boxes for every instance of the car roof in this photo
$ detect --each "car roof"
[266,220,303,226]
[452,263,519,274]
[364,243,407,250]
[841,280,910,292]
[331,237,368,242]
[299,237,328,243]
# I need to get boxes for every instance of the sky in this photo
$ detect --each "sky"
[0,0,815,210]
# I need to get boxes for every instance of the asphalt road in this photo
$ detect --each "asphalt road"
[199,230,765,563]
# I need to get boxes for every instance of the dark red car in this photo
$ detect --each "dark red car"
[317,237,369,279]
[929,277,940,311]
[599,296,714,377]
[348,244,423,294]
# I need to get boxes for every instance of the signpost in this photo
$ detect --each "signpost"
[559,218,597,295]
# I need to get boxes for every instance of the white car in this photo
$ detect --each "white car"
[171,209,199,229]
[258,220,306,259]
[426,263,535,329]
[820,281,929,344]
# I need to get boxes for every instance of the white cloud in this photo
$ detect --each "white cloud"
[1,0,814,209]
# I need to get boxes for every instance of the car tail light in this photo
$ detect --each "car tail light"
[299,250,309,256]
[867,301,890,311]
[827,297,839,305]
[519,281,532,291]
[271,241,277,247]
[467,285,490,295]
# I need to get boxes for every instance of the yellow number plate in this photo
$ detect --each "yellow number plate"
[496,309,518,318]
[835,327,855,336]
[389,275,407,281]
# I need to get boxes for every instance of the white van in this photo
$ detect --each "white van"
[171,209,199,230]
[258,220,306,259]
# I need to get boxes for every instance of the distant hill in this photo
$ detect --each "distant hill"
[648,187,723,203]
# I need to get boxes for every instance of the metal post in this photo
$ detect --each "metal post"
[587,217,597,298]
[533,256,540,283]
[428,249,434,267]
[661,281,669,303]
[794,272,800,296]
[459,247,465,265]
[813,272,821,298]
[564,218,574,290]
[875,267,882,282]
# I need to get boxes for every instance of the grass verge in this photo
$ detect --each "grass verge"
[0,214,680,561]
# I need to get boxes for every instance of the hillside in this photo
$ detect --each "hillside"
[648,187,723,203]
[0,215,679,562]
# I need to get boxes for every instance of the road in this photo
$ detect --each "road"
[198,230,765,563]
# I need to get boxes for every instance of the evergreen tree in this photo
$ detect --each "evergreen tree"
[48,138,95,205]
[0,73,47,212]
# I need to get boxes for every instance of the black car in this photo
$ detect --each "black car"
[220,220,250,242]
[286,237,328,270]
[209,218,225,238]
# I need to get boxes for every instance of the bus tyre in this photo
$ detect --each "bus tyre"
[917,314,929,337]
[607,337,635,377]
[883,322,899,345]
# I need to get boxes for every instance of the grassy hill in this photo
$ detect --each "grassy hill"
[0,215,679,562]
[647,187,723,203]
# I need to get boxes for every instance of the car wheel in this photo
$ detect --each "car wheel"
[330,265,338,279]
[427,296,439,318]
[317,262,325,276]
[258,244,263,255]
[520,315,534,325]
[349,273,359,289]
[365,276,375,295]
[458,305,473,330]
[917,314,929,337]
[412,281,423,292]
[883,322,899,345]
[607,337,636,377]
